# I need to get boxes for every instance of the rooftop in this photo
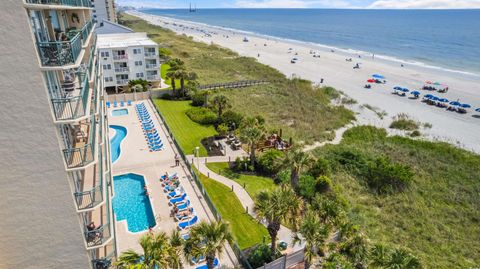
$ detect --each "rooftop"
[96,32,157,49]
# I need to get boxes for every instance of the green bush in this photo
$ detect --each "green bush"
[364,157,414,194]
[185,107,217,125]
[191,93,205,107]
[161,93,172,100]
[247,243,273,268]
[315,175,333,193]
[274,169,290,185]
[298,174,317,201]
[220,110,244,129]
[309,157,332,178]
[216,123,229,137]
[257,149,284,175]
[390,114,419,131]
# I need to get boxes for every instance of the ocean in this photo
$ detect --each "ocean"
[141,8,480,76]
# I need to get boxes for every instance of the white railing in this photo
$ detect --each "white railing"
[144,52,156,57]
[114,67,129,73]
[116,79,129,85]
[146,75,159,80]
[146,64,157,69]
[113,54,127,60]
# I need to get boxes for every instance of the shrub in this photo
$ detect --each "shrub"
[410,130,421,137]
[364,157,414,194]
[257,150,284,175]
[309,157,331,178]
[185,107,217,125]
[160,93,172,100]
[220,110,244,129]
[298,174,317,201]
[247,243,273,268]
[390,114,419,131]
[191,93,205,107]
[274,169,290,185]
[216,123,229,137]
[315,175,333,193]
[232,157,250,172]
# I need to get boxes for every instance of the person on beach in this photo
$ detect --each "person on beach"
[258,53,260,57]
[175,154,180,166]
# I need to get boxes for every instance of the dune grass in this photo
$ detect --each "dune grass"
[196,169,269,249]
[205,162,277,198]
[313,126,480,268]
[121,13,354,144]
[153,99,216,156]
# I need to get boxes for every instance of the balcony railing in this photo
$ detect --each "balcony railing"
[80,20,94,45]
[145,64,157,69]
[85,222,111,248]
[144,51,156,57]
[146,75,159,80]
[91,249,116,269]
[37,33,82,67]
[62,117,97,169]
[25,0,92,8]
[116,79,129,85]
[51,73,89,121]
[113,54,127,60]
[114,67,129,73]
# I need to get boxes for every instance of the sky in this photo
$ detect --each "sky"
[116,0,480,9]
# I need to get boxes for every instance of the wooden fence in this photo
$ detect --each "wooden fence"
[198,80,271,90]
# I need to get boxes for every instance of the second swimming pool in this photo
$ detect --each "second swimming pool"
[112,108,128,116]
[112,173,156,233]
[109,125,127,163]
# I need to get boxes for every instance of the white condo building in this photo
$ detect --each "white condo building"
[97,32,161,92]
[0,1,116,268]
[91,0,116,23]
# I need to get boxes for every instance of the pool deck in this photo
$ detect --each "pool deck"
[108,100,237,268]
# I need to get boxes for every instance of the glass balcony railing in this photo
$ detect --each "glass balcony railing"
[62,116,97,169]
[85,222,111,248]
[112,54,127,60]
[73,153,103,211]
[145,63,157,69]
[116,79,129,85]
[114,67,129,73]
[37,33,82,67]
[80,20,94,45]
[91,248,116,269]
[144,51,156,57]
[25,0,92,8]
[51,72,89,121]
[146,75,159,80]
[83,189,112,248]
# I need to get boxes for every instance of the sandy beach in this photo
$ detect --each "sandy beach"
[129,10,480,153]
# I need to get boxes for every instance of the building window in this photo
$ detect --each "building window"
[104,77,113,82]
[135,61,143,66]
[100,51,109,58]
[103,64,111,70]
[133,48,142,54]
[136,73,144,78]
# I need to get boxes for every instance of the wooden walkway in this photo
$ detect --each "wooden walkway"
[198,80,271,90]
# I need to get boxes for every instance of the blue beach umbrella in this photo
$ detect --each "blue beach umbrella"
[424,94,434,99]
[401,88,409,92]
[438,98,449,103]
[449,101,461,106]
[430,96,439,101]
[475,108,480,112]
[393,86,402,90]
[411,90,420,96]
[461,104,471,108]
[372,74,385,79]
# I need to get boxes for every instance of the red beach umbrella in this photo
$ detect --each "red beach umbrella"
[367,79,376,83]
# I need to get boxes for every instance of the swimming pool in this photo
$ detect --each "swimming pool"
[112,173,156,233]
[112,108,128,116]
[109,125,127,163]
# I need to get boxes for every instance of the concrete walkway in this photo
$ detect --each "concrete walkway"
[189,155,304,253]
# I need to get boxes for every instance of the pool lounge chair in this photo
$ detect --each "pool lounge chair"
[168,188,185,199]
[178,215,198,230]
[127,100,132,106]
[106,101,111,108]
[177,200,190,211]
[195,259,219,269]
[169,193,187,205]
[164,184,179,192]
[113,101,118,107]
[120,101,125,107]
[161,172,178,181]
[175,209,194,222]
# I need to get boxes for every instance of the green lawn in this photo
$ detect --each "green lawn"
[205,162,277,199]
[196,169,269,249]
[153,99,216,156]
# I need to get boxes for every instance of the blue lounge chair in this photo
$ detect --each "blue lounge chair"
[169,193,187,205]
[195,259,218,269]
[164,184,179,192]
[177,200,190,211]
[127,100,132,106]
[120,101,125,107]
[175,209,194,221]
[178,215,198,230]
[168,188,184,199]
[181,233,190,240]
[106,101,111,108]
[113,101,118,107]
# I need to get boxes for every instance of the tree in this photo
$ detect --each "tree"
[281,145,314,190]
[211,95,231,118]
[238,117,266,166]
[254,187,301,257]
[115,231,181,269]
[166,58,185,96]
[128,79,148,92]
[293,210,330,268]
[184,221,233,269]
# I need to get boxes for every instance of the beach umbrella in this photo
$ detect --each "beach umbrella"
[433,82,442,85]
[367,79,376,83]
[424,94,434,99]
[425,81,432,84]
[411,91,420,96]
[460,104,471,108]
[372,74,385,79]
[431,96,439,101]
[438,98,449,103]
[401,88,409,92]
[393,86,402,90]
[475,108,480,112]
[449,101,461,106]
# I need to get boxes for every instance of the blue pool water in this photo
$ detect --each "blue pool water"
[109,125,127,163]
[112,173,156,233]
[112,108,128,116]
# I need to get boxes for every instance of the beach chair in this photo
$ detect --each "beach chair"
[168,188,185,199]
[191,255,205,264]
[175,209,194,222]
[120,101,125,107]
[169,193,187,205]
[177,200,191,212]
[127,100,132,106]
[194,258,219,269]
[113,101,118,107]
[106,101,111,108]
[178,215,198,230]
[181,233,190,240]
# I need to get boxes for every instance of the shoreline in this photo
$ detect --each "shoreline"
[128,10,480,153]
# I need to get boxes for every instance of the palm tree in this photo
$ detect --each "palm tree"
[115,231,181,269]
[184,221,233,269]
[166,58,185,96]
[311,194,344,225]
[281,145,314,190]
[238,117,265,166]
[293,210,330,268]
[254,187,302,257]
[211,95,231,118]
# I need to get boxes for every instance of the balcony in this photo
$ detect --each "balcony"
[51,72,90,121]
[91,244,116,269]
[146,75,159,80]
[72,153,104,211]
[114,67,129,73]
[144,51,156,57]
[80,20,94,46]
[116,79,129,85]
[113,54,127,61]
[62,116,97,169]
[83,203,112,249]
[24,0,92,8]
[145,63,157,69]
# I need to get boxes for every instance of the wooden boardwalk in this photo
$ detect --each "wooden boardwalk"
[198,79,271,90]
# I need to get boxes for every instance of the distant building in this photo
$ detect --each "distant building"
[91,0,116,23]
[95,19,134,35]
[97,33,161,93]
